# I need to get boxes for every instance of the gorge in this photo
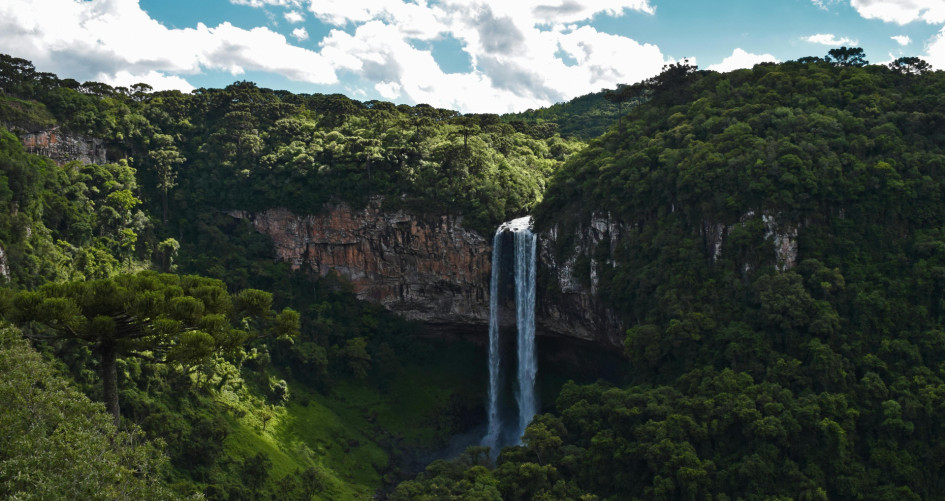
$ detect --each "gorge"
[228,201,628,350]
[4,50,945,500]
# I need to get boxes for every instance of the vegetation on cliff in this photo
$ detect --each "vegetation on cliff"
[0,54,496,499]
[4,48,945,500]
[406,50,945,499]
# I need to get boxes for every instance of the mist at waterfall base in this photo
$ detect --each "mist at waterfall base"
[482,217,537,455]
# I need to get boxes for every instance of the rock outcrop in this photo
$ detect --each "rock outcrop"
[230,201,492,326]
[702,211,799,272]
[536,214,627,348]
[232,202,629,349]
[20,128,106,166]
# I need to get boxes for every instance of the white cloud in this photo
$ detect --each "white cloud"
[310,0,668,111]
[230,0,298,7]
[0,0,337,92]
[304,0,654,27]
[97,70,196,93]
[803,33,858,45]
[375,81,402,100]
[706,48,778,72]
[849,0,945,25]
[284,10,305,23]
[925,27,945,69]
[891,34,912,45]
[0,0,667,112]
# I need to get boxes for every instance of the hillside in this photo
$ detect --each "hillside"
[3,50,945,500]
[396,55,945,499]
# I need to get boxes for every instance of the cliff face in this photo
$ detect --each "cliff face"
[536,214,627,348]
[20,128,106,166]
[230,201,492,326]
[233,202,629,348]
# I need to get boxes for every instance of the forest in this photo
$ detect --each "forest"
[1,46,945,500]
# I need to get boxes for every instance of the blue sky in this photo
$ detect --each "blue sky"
[1,0,944,112]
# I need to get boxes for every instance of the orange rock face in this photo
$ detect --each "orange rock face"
[230,201,492,325]
[19,128,106,166]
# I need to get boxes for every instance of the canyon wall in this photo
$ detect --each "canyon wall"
[231,201,628,348]
[536,214,628,347]
[233,202,799,350]
[229,201,492,326]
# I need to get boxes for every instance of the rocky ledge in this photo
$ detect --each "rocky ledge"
[229,200,491,326]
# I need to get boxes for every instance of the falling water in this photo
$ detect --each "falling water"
[514,226,538,439]
[482,216,537,454]
[482,229,503,453]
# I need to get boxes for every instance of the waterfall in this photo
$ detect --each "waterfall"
[482,216,537,455]
[514,227,537,440]
[482,229,503,452]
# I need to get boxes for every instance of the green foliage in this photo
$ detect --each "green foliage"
[0,128,148,285]
[401,53,945,499]
[8,49,945,500]
[0,323,181,499]
[6,271,299,424]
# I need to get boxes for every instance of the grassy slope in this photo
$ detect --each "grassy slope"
[202,338,486,499]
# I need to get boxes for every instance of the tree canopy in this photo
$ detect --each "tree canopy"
[7,271,299,424]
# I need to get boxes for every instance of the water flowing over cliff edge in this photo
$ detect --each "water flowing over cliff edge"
[229,199,626,349]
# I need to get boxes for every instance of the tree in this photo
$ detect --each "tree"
[0,324,180,499]
[156,237,180,272]
[452,114,482,152]
[603,84,635,134]
[888,56,932,75]
[825,47,868,67]
[7,271,299,425]
[148,133,185,224]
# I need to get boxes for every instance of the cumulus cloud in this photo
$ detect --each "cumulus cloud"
[706,48,778,72]
[0,0,668,112]
[803,33,858,45]
[891,34,912,45]
[925,27,945,70]
[307,0,668,111]
[849,0,945,25]
[284,10,305,23]
[230,0,298,7]
[0,0,337,91]
[97,70,196,93]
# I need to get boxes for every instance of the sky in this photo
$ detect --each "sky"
[2,0,944,113]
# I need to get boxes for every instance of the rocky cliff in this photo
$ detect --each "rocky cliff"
[233,201,800,350]
[20,128,106,166]
[229,201,492,326]
[536,213,628,348]
[231,201,630,348]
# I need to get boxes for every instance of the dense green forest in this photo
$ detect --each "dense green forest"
[393,51,945,499]
[0,51,586,499]
[3,47,945,500]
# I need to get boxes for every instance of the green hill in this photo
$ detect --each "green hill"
[398,56,945,499]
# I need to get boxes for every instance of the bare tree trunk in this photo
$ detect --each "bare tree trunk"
[100,342,120,427]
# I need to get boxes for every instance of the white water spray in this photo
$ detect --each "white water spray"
[482,216,537,454]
